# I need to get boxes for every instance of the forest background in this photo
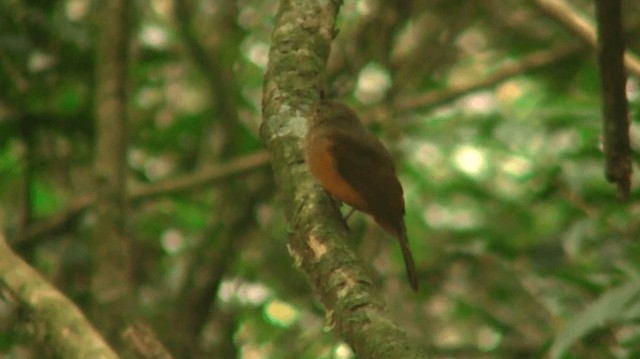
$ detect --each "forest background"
[1,0,640,358]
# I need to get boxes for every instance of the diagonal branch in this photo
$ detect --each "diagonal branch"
[129,151,270,202]
[260,0,428,358]
[395,43,585,111]
[0,234,118,358]
[15,151,270,246]
[532,0,640,77]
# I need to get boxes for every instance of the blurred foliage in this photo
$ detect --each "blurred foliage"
[0,0,640,358]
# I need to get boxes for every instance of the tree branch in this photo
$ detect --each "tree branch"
[129,151,270,202]
[122,322,173,359]
[172,0,246,157]
[92,0,133,339]
[0,234,118,358]
[261,0,428,357]
[395,43,585,111]
[595,0,631,199]
[532,0,640,78]
[15,151,270,246]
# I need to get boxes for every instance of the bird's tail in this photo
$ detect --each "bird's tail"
[398,229,419,292]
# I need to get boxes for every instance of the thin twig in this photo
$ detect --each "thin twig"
[14,151,270,245]
[396,44,584,111]
[130,151,270,201]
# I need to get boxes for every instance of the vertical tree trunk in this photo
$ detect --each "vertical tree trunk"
[92,0,133,344]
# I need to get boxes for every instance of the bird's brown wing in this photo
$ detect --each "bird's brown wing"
[328,130,418,291]
[327,131,405,230]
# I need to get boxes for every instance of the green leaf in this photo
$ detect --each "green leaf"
[550,279,640,359]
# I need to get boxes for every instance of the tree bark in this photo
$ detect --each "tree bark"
[261,0,428,357]
[92,0,133,343]
[0,234,118,358]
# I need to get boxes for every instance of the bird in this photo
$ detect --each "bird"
[305,100,418,291]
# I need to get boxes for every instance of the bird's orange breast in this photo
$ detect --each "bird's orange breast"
[306,136,368,212]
